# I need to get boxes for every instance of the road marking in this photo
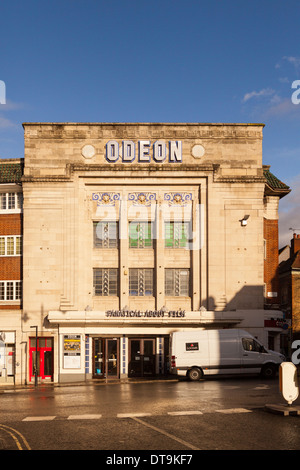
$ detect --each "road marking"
[168,411,203,416]
[117,413,152,418]
[67,414,102,420]
[215,408,252,414]
[0,424,31,450]
[132,417,200,451]
[22,416,56,421]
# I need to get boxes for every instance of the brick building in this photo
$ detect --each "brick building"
[0,159,23,383]
[262,167,291,352]
[279,233,300,344]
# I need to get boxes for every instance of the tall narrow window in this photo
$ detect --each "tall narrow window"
[93,268,118,296]
[129,222,152,248]
[165,269,190,296]
[129,268,154,296]
[93,222,119,248]
[164,221,190,248]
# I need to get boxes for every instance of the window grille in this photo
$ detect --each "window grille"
[165,268,190,296]
[93,222,118,248]
[93,268,118,296]
[129,268,154,296]
[129,222,153,248]
[164,221,190,248]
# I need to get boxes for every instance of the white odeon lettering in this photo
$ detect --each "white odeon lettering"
[105,140,182,163]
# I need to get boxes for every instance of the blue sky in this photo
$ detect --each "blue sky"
[0,0,300,245]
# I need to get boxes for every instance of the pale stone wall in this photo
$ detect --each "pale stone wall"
[22,123,265,316]
[20,122,268,382]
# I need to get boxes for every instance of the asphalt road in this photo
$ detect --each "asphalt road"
[0,376,299,454]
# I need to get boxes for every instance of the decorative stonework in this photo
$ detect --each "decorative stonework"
[192,144,205,158]
[81,144,96,159]
[128,192,156,206]
[164,192,192,206]
[92,192,120,206]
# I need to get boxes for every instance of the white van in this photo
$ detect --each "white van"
[170,329,285,380]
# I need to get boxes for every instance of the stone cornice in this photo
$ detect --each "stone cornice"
[21,162,266,184]
[22,122,264,140]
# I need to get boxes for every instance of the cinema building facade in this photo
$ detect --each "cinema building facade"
[7,122,289,384]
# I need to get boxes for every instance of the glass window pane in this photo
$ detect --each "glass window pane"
[165,269,189,297]
[16,237,22,255]
[93,268,118,296]
[7,193,15,210]
[15,281,22,300]
[0,194,6,210]
[6,282,14,300]
[129,269,138,296]
[129,269,153,296]
[17,193,23,209]
[94,222,118,248]
[6,237,14,255]
[0,282,5,300]
[0,237,5,256]
[38,338,46,348]
[129,222,152,248]
[164,222,189,248]
[144,269,153,296]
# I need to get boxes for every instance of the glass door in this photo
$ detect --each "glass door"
[94,338,104,378]
[107,339,118,377]
[93,338,119,378]
[29,338,53,382]
[129,338,156,377]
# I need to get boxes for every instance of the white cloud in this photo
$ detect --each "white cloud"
[242,88,275,102]
[283,56,300,70]
[278,77,289,84]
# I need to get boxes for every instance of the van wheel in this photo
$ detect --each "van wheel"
[261,364,276,379]
[187,368,203,381]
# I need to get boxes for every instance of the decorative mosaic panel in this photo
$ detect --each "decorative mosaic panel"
[92,192,120,206]
[164,192,192,206]
[128,192,156,206]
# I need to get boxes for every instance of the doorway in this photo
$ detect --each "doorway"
[128,338,156,377]
[93,338,119,379]
[29,337,54,382]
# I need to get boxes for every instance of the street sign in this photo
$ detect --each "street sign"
[279,362,299,405]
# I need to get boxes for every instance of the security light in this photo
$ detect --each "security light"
[241,215,250,226]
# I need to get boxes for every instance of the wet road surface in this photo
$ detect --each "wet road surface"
[0,376,299,451]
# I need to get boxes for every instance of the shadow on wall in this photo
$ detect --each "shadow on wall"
[203,285,265,311]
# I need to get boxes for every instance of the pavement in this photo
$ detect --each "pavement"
[0,375,180,392]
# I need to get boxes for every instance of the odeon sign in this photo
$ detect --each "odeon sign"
[105,140,182,163]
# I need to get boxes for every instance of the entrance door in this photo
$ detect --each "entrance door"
[93,338,119,378]
[129,338,156,377]
[29,337,53,382]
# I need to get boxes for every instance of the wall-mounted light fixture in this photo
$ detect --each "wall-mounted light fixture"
[240,215,250,226]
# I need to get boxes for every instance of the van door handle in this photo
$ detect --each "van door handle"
[243,354,248,356]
